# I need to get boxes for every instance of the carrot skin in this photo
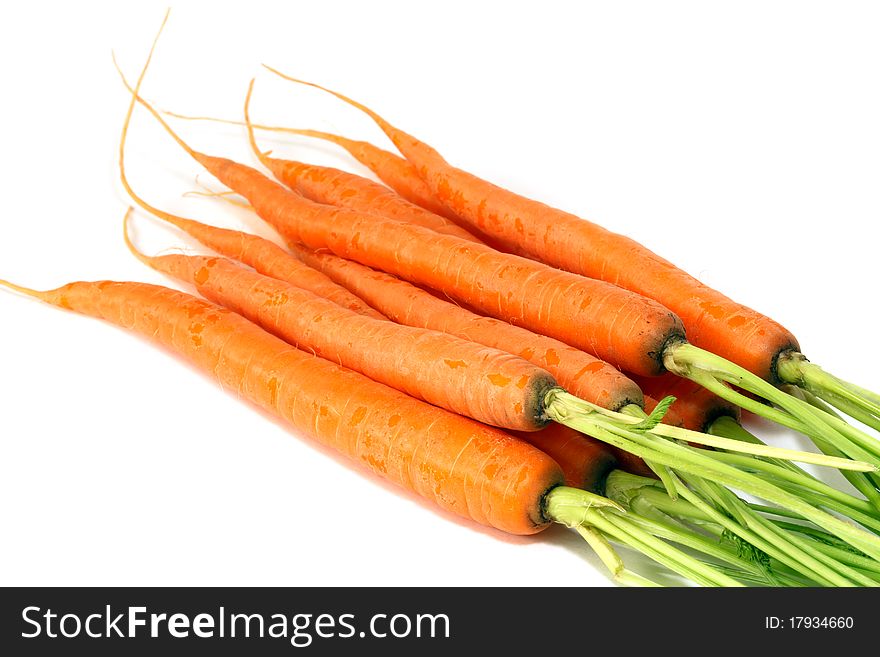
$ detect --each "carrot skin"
[287,246,668,477]
[264,156,483,244]
[288,244,645,411]
[125,77,685,376]
[28,281,563,535]
[284,130,462,222]
[139,251,557,431]
[178,150,685,377]
[513,424,617,493]
[124,210,384,321]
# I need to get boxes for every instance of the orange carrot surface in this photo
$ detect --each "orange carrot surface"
[124,228,558,432]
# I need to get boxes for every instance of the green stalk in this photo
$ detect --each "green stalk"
[615,400,872,471]
[770,523,880,580]
[627,486,819,585]
[772,486,880,534]
[672,475,841,585]
[843,379,880,409]
[777,352,880,431]
[703,416,880,524]
[664,342,880,469]
[622,500,779,584]
[597,511,744,586]
[615,477,868,586]
[817,389,880,434]
[692,480,877,587]
[572,525,661,587]
[705,450,876,517]
[544,486,737,586]
[784,386,880,509]
[572,388,878,472]
[546,391,880,560]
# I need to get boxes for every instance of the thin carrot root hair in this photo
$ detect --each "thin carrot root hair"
[0,278,45,300]
[183,175,251,208]
[261,65,394,138]
[244,79,272,170]
[115,26,221,240]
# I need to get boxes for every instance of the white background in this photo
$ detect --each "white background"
[1,1,878,586]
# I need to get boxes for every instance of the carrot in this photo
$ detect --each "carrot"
[123,221,560,432]
[162,112,459,222]
[512,424,617,493]
[133,203,836,480]
[264,70,880,442]
[1,276,566,534]
[286,245,877,469]
[251,150,483,244]
[288,244,660,474]
[120,82,872,476]
[120,10,872,505]
[131,212,384,320]
[124,76,687,380]
[113,82,485,247]
[262,71,880,478]
[284,249,641,410]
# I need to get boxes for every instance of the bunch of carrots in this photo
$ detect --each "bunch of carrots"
[7,12,880,586]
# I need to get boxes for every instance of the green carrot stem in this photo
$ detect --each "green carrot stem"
[768,484,880,534]
[703,417,880,523]
[777,353,880,431]
[784,386,880,510]
[683,474,869,586]
[547,392,880,560]
[670,475,840,586]
[621,479,871,585]
[708,415,820,479]
[544,486,738,586]
[622,510,778,584]
[596,510,743,587]
[571,525,661,587]
[705,450,875,516]
[664,342,880,468]
[582,396,874,471]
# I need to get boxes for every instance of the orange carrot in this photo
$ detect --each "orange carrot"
[112,81,483,246]
[7,269,871,583]
[123,218,558,432]
[251,151,483,244]
[6,271,774,584]
[265,129,456,220]
[285,244,644,412]
[122,75,684,378]
[161,114,459,222]
[512,424,618,493]
[289,244,665,477]
[2,276,563,535]
[135,210,384,320]
[261,70,880,473]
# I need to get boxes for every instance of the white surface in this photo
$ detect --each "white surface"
[1,0,879,586]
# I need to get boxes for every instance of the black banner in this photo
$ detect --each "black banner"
[0,587,871,655]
